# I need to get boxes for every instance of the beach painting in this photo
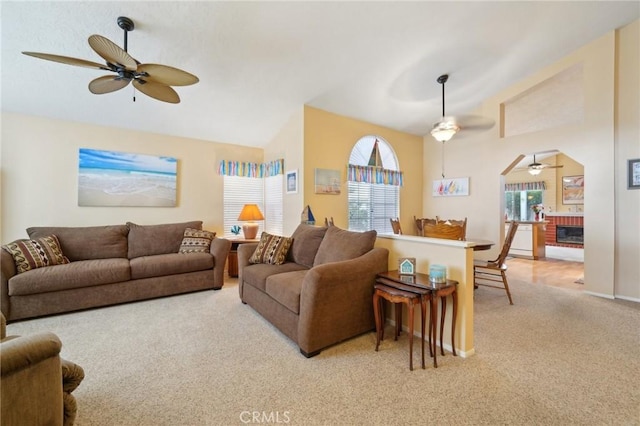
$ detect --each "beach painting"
[78,148,177,207]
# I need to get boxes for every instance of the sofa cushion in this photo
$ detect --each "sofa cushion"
[314,226,377,266]
[27,225,129,261]
[249,232,293,265]
[129,253,214,280]
[286,224,327,268]
[8,258,131,296]
[265,270,308,314]
[178,228,216,254]
[242,263,309,292]
[127,221,202,259]
[2,235,70,274]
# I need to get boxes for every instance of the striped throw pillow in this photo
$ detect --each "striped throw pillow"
[249,232,293,265]
[3,235,70,274]
[179,228,216,254]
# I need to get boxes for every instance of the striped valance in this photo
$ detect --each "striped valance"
[347,164,403,186]
[505,181,547,191]
[217,159,284,177]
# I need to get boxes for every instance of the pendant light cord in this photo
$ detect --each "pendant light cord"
[441,141,445,178]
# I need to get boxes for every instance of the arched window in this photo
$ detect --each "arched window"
[348,136,401,234]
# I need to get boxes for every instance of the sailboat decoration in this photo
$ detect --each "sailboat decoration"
[368,139,383,168]
[301,205,316,225]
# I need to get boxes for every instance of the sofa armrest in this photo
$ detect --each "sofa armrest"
[1,249,16,320]
[1,332,64,426]
[210,238,232,289]
[297,247,389,355]
[237,243,259,299]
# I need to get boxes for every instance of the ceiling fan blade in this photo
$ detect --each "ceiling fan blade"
[446,115,496,131]
[89,76,131,94]
[22,52,111,71]
[137,64,199,86]
[133,80,180,104]
[88,35,137,71]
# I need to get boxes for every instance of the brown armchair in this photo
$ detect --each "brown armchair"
[1,313,84,426]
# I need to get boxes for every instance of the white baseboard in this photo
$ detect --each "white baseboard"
[615,294,640,303]
[583,290,615,299]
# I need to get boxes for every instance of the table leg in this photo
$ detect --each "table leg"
[408,301,414,371]
[373,291,381,351]
[430,295,438,368]
[395,303,402,340]
[421,297,426,369]
[440,296,447,356]
[451,289,458,357]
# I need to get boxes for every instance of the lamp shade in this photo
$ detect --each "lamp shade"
[528,168,542,176]
[237,204,264,221]
[237,204,264,239]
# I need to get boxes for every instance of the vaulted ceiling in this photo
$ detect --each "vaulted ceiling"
[2,2,638,147]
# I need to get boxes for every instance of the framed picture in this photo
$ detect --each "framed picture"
[78,148,177,207]
[628,159,640,189]
[286,169,298,194]
[398,257,416,275]
[432,177,469,197]
[562,175,584,204]
[314,168,341,194]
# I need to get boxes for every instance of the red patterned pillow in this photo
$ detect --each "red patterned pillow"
[2,235,70,274]
[249,232,293,265]
[178,228,216,254]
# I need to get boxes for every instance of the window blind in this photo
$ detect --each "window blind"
[264,175,283,235]
[223,176,264,238]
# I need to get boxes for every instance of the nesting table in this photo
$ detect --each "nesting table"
[374,270,458,369]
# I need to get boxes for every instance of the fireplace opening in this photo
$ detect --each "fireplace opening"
[556,225,584,245]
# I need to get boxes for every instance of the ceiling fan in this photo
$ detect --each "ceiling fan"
[22,16,198,104]
[431,74,495,177]
[524,154,564,175]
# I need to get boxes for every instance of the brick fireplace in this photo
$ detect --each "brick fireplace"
[545,214,584,248]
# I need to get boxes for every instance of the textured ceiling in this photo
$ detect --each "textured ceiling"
[2,1,638,147]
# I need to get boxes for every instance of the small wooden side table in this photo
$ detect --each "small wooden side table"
[227,238,259,277]
[376,271,458,368]
[373,283,427,370]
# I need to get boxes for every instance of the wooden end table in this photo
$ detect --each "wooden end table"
[227,238,259,277]
[376,270,458,368]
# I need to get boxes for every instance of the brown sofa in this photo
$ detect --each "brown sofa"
[1,313,84,426]
[1,221,231,322]
[238,224,389,357]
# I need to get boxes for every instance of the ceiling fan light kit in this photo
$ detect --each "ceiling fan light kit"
[22,16,198,104]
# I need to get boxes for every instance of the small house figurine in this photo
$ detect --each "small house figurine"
[398,257,416,275]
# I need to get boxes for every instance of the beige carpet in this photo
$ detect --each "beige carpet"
[7,278,640,425]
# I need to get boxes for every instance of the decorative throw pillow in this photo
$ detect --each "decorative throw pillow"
[249,232,293,265]
[2,235,70,274]
[178,228,216,254]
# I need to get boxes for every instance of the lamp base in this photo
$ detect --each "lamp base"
[242,222,259,240]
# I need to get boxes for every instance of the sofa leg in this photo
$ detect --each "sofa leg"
[300,348,321,358]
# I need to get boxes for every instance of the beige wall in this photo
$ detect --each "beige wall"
[424,22,639,300]
[615,20,640,300]
[303,106,423,233]
[263,107,305,235]
[0,113,262,243]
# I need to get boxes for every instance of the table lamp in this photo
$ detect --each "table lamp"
[237,204,264,239]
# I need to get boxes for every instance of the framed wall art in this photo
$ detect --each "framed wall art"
[78,148,177,207]
[432,177,469,197]
[314,168,341,194]
[286,169,298,194]
[562,175,584,204]
[628,158,640,189]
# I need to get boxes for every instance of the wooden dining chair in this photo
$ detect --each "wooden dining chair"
[389,217,402,235]
[423,221,466,241]
[438,218,467,240]
[473,221,519,304]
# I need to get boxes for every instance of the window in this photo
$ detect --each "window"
[505,190,542,221]
[264,174,283,235]
[223,176,264,238]
[347,136,399,234]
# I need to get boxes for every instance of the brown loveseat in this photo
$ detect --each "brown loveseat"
[1,221,231,322]
[238,224,389,357]
[1,313,84,426]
